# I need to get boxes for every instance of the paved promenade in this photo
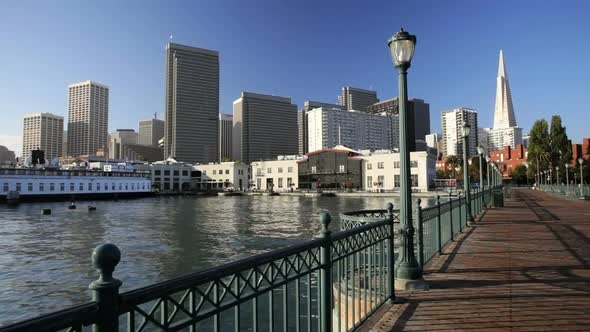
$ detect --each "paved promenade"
[362,188,590,331]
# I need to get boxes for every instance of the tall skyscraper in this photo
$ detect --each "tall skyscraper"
[139,117,165,147]
[232,92,297,163]
[493,50,516,129]
[338,86,379,111]
[67,81,109,157]
[441,108,478,157]
[219,113,233,161]
[364,97,431,151]
[164,42,219,163]
[479,50,522,152]
[109,129,138,159]
[307,107,397,153]
[298,100,341,155]
[22,112,64,162]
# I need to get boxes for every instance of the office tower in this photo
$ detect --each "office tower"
[22,112,64,162]
[67,81,109,157]
[364,97,431,151]
[338,86,379,111]
[232,92,298,164]
[441,108,478,157]
[164,42,219,163]
[219,113,233,161]
[307,107,397,152]
[493,50,517,129]
[0,146,16,164]
[298,100,341,155]
[480,50,522,151]
[139,117,165,147]
[109,129,138,159]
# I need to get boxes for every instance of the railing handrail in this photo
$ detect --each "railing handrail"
[0,302,99,332]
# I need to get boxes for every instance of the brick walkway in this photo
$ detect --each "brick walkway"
[362,188,590,331]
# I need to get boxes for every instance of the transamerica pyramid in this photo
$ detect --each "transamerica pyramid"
[493,50,517,128]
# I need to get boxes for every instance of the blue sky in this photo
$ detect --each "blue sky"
[1,0,589,156]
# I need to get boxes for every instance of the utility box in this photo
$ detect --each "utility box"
[492,188,504,207]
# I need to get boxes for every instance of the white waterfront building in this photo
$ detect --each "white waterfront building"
[135,158,193,192]
[307,107,397,153]
[251,156,302,192]
[360,150,436,192]
[193,161,250,191]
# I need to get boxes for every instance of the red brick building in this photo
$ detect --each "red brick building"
[489,144,528,178]
[571,138,590,166]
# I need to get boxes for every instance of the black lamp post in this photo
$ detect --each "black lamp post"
[477,146,485,206]
[462,124,474,226]
[388,28,426,289]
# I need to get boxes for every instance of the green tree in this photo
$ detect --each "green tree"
[549,115,572,183]
[527,119,551,184]
[445,155,462,179]
[510,164,528,185]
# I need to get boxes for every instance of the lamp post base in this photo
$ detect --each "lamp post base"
[467,218,475,226]
[395,278,429,290]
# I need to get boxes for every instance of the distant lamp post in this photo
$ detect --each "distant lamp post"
[387,28,426,289]
[565,164,570,189]
[556,166,560,185]
[579,158,585,196]
[486,156,491,191]
[461,124,474,225]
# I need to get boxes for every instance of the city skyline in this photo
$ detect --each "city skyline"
[1,1,589,156]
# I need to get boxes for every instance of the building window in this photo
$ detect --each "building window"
[28,183,33,192]
[182,170,188,176]
[311,166,317,174]
[213,170,216,175]
[155,170,161,175]
[202,171,207,175]
[267,168,272,174]
[164,170,170,176]
[339,165,345,173]
[173,170,179,176]
[394,175,401,187]
[288,167,293,173]
[60,183,65,192]
[278,178,283,188]
[377,175,385,187]
[394,162,400,168]
[225,169,229,174]
[278,167,283,173]
[219,169,223,175]
[16,183,21,192]
[257,168,263,176]
[410,161,418,168]
[88,183,92,191]
[70,183,75,191]
[411,174,419,187]
[39,183,45,192]
[367,163,372,170]
[2,183,7,192]
[112,183,115,190]
[79,183,84,191]
[377,162,384,169]
[104,183,108,190]
[287,177,293,187]
[367,176,373,188]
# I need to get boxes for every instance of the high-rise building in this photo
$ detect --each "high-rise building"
[67,81,109,157]
[164,42,219,163]
[219,113,233,161]
[441,108,478,157]
[138,117,165,147]
[307,107,397,152]
[493,50,517,129]
[364,97,431,151]
[298,100,341,155]
[109,129,138,159]
[232,92,298,163]
[22,112,64,162]
[0,146,16,164]
[479,50,522,152]
[338,86,379,111]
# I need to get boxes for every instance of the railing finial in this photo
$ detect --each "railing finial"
[89,243,122,332]
[386,202,394,213]
[319,211,332,238]
[91,243,121,282]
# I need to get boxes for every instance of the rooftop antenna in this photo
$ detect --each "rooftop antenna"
[154,112,157,120]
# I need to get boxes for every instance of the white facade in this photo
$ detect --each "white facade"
[441,108,478,157]
[137,158,193,192]
[251,156,302,192]
[0,168,151,198]
[479,127,523,152]
[361,151,436,192]
[493,50,517,129]
[67,81,109,157]
[307,107,396,153]
[193,162,250,191]
[22,112,64,162]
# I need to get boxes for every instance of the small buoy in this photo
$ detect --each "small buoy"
[68,201,77,210]
[41,208,51,215]
[88,206,96,211]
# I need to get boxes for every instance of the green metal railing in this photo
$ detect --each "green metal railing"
[1,207,397,332]
[539,184,590,200]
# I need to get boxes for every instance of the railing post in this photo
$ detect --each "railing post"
[319,211,333,332]
[415,199,424,268]
[436,195,442,254]
[459,194,464,231]
[449,192,454,241]
[89,243,122,332]
[386,203,396,303]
